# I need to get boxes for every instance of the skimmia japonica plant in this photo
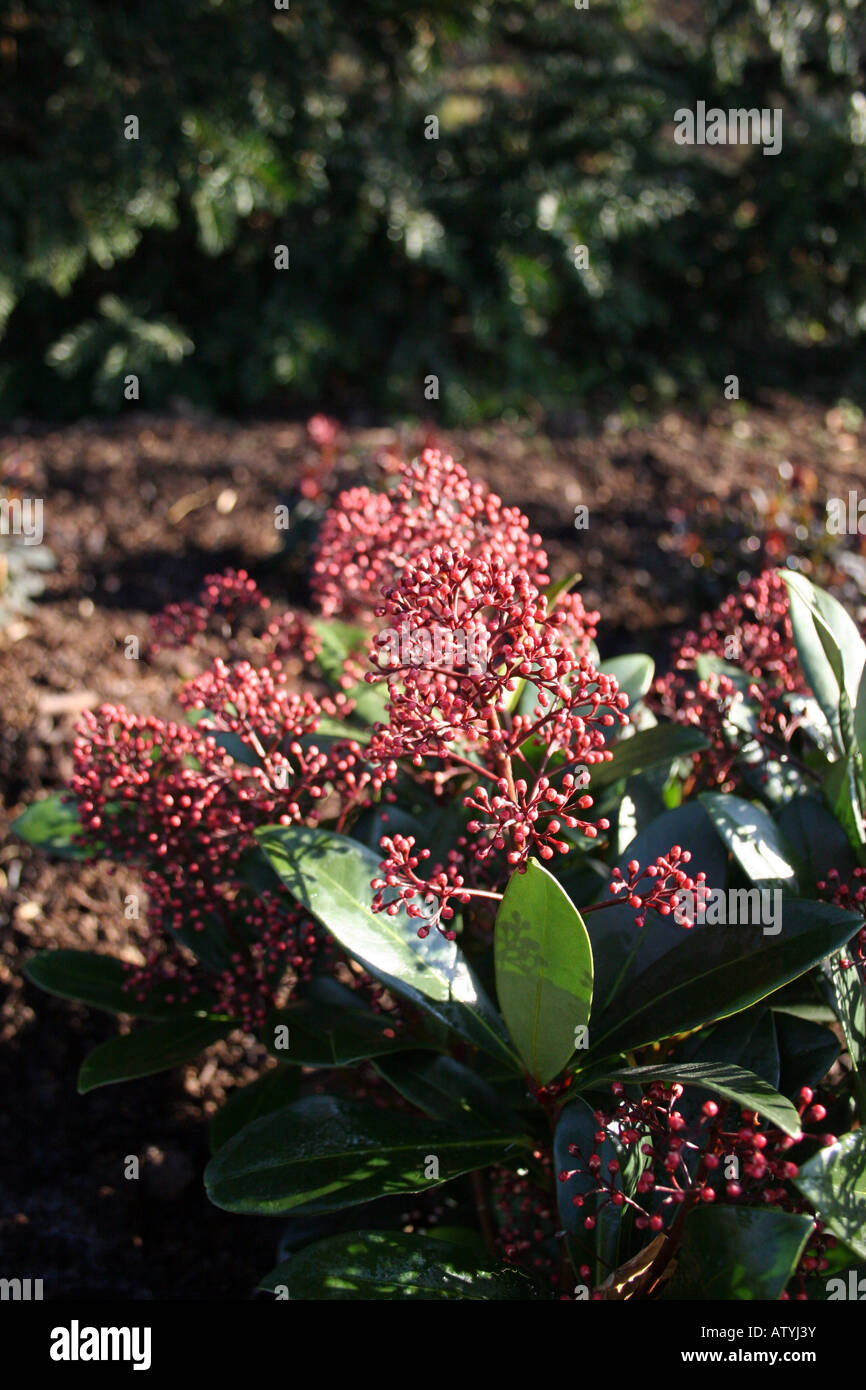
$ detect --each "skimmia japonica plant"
[15,449,866,1301]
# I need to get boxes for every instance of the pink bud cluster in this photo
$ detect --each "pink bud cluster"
[150,566,321,669]
[151,568,270,652]
[261,608,322,665]
[492,1153,560,1285]
[367,548,613,763]
[311,448,549,620]
[370,834,469,939]
[70,668,378,1027]
[605,846,710,928]
[679,569,803,689]
[651,569,808,790]
[558,1080,837,1297]
[338,456,628,924]
[465,773,605,864]
[817,866,866,978]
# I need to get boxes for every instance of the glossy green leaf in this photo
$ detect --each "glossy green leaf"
[777,794,858,890]
[773,1010,839,1099]
[599,654,654,708]
[204,1095,527,1215]
[820,949,866,1123]
[255,825,517,1067]
[665,1007,780,1128]
[823,750,866,850]
[578,1061,800,1136]
[856,662,866,757]
[588,899,858,1063]
[373,1052,521,1132]
[209,1066,301,1153]
[782,570,866,755]
[263,987,413,1067]
[259,1230,547,1300]
[25,949,202,1020]
[664,1206,813,1300]
[495,859,593,1083]
[589,724,709,795]
[794,1129,866,1261]
[677,1006,780,1087]
[699,791,797,890]
[78,1017,233,1093]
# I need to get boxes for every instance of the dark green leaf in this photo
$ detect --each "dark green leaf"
[782,571,866,756]
[819,950,866,1123]
[589,724,709,795]
[664,1206,813,1300]
[588,899,858,1063]
[676,1006,780,1087]
[699,791,797,890]
[599,654,654,708]
[25,949,201,1020]
[794,1129,866,1261]
[773,1011,839,1099]
[255,825,517,1067]
[204,1095,527,1215]
[777,795,858,890]
[264,985,413,1067]
[373,1052,521,1132]
[78,1017,233,1093]
[259,1230,547,1300]
[209,1066,301,1153]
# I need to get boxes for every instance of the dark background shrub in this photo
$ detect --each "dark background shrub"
[1,0,864,421]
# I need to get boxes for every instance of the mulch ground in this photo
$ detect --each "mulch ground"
[2,395,865,1297]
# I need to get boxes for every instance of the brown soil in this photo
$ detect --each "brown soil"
[2,396,864,1297]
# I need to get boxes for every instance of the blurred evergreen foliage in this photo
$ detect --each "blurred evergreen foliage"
[1,0,865,420]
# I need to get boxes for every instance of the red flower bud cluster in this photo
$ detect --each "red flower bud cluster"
[606,846,710,928]
[260,608,322,665]
[70,665,379,1026]
[371,834,470,939]
[491,1154,560,1285]
[817,866,866,978]
[311,448,549,620]
[151,568,270,653]
[558,1080,836,1297]
[465,773,608,865]
[651,569,808,790]
[678,568,803,689]
[366,573,625,914]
